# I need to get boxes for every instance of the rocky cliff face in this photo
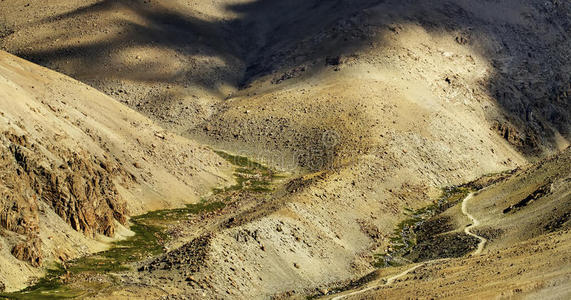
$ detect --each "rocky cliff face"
[0,128,132,266]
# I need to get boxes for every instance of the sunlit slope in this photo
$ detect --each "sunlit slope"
[0,51,231,291]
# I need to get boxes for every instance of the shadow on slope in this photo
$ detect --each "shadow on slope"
[1,0,569,155]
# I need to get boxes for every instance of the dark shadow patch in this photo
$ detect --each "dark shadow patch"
[303,270,379,299]
[503,182,551,214]
[414,215,455,243]
[543,210,571,232]
[406,232,479,262]
[141,234,211,273]
[1,0,569,155]
[471,226,505,243]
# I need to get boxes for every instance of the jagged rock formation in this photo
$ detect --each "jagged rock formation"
[2,132,134,236]
[10,237,42,267]
[2,130,130,239]
[491,121,540,154]
[0,124,133,267]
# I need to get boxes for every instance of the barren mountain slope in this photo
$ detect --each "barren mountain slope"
[325,148,570,299]
[0,51,231,292]
[0,0,247,132]
[150,0,568,296]
[0,0,568,154]
[0,0,569,298]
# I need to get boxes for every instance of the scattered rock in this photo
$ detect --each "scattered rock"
[325,56,341,66]
[503,182,552,214]
[145,234,211,273]
[154,132,166,140]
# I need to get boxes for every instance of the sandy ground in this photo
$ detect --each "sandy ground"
[0,0,569,297]
[0,51,232,292]
[323,148,570,299]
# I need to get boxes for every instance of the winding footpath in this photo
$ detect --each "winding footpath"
[461,192,487,254]
[329,192,487,300]
[330,264,424,300]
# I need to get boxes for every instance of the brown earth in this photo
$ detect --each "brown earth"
[323,148,570,299]
[0,0,569,298]
[0,51,232,291]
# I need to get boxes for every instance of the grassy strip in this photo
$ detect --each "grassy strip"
[213,150,280,194]
[2,150,277,299]
[1,201,226,300]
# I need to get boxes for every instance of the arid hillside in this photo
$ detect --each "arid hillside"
[1,0,568,155]
[323,148,570,299]
[0,51,231,291]
[0,0,569,298]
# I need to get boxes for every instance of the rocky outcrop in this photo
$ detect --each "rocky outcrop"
[142,234,212,273]
[4,130,130,237]
[39,152,129,237]
[503,182,552,214]
[11,237,42,267]
[0,50,232,291]
[0,129,132,266]
[0,138,40,236]
[492,121,540,154]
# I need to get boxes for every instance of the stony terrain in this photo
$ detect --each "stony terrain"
[0,0,569,299]
[0,51,232,292]
[323,148,570,300]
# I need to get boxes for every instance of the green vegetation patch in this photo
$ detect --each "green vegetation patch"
[2,151,281,300]
[1,201,225,300]
[373,186,471,267]
[213,150,280,194]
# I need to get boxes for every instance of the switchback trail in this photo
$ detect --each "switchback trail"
[461,192,487,254]
[328,192,487,299]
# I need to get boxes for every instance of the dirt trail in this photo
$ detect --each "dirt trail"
[330,264,424,300]
[461,192,487,255]
[329,192,487,299]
